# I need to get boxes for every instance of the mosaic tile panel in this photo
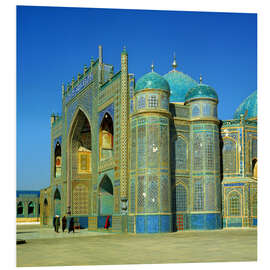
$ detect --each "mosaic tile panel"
[175,183,187,212]
[137,124,146,169]
[193,179,204,211]
[147,176,159,213]
[222,139,237,173]
[175,136,187,170]
[160,175,169,212]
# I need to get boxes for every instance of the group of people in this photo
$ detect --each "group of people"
[53,216,75,233]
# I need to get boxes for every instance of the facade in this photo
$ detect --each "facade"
[40,46,257,232]
[16,191,40,222]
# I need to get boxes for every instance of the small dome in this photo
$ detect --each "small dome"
[185,83,218,102]
[135,71,170,93]
[233,90,257,119]
[163,70,198,102]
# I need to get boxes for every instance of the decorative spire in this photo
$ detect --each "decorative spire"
[122,45,128,55]
[151,62,154,72]
[172,52,178,70]
[61,83,65,96]
[199,74,203,84]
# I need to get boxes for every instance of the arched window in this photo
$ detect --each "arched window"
[99,113,113,160]
[192,104,200,117]
[175,183,187,212]
[193,133,203,170]
[193,180,204,211]
[175,136,187,170]
[54,142,61,177]
[228,192,241,216]
[28,201,34,215]
[17,201,23,215]
[222,139,237,173]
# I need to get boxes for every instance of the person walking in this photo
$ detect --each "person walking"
[68,217,74,233]
[62,216,67,232]
[104,216,110,230]
[55,215,60,233]
[53,216,56,232]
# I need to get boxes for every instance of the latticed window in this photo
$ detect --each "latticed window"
[175,137,187,170]
[193,180,204,211]
[176,183,187,212]
[205,133,214,170]
[228,192,241,216]
[130,178,136,213]
[148,95,158,108]
[222,139,237,173]
[137,95,146,109]
[203,103,211,116]
[137,176,146,213]
[160,175,169,212]
[160,125,168,166]
[147,176,159,213]
[138,125,146,169]
[161,95,168,110]
[73,184,88,215]
[193,133,203,170]
[131,127,137,170]
[192,104,200,117]
[148,124,159,168]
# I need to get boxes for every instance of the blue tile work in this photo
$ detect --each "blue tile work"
[147,215,159,233]
[135,215,171,233]
[163,70,197,102]
[253,218,257,226]
[224,183,244,187]
[190,214,221,230]
[185,84,218,102]
[234,90,257,119]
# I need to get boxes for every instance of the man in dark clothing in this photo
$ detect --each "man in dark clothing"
[53,216,56,232]
[68,217,74,233]
[55,215,60,233]
[62,216,67,232]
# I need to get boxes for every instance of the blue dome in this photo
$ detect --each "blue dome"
[135,71,170,93]
[163,70,198,102]
[185,83,218,102]
[233,90,257,119]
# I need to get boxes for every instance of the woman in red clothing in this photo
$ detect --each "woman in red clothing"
[104,216,110,229]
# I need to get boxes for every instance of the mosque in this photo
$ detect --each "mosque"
[38,46,257,233]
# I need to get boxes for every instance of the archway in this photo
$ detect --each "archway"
[99,175,114,216]
[17,201,23,216]
[54,189,61,216]
[28,201,34,216]
[99,113,113,160]
[43,198,49,225]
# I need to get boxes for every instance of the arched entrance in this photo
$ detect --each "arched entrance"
[43,198,49,225]
[54,189,61,216]
[99,175,114,216]
[17,201,23,216]
[252,158,257,179]
[28,201,34,216]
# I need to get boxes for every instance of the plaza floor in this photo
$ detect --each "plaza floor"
[16,224,257,267]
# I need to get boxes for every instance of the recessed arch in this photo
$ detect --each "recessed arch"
[54,141,62,177]
[222,137,237,174]
[227,190,242,217]
[98,175,114,216]
[17,201,23,215]
[54,188,61,216]
[43,198,49,225]
[99,112,114,160]
[28,201,34,216]
[252,158,257,179]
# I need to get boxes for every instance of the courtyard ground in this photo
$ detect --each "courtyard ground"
[16,224,257,267]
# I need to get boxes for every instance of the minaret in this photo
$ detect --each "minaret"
[120,46,129,230]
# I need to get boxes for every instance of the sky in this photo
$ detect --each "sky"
[16,6,257,191]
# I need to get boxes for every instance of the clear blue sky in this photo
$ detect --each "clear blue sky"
[17,6,257,190]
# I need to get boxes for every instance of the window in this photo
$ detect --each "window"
[192,104,200,117]
[222,139,237,173]
[228,192,241,216]
[148,95,158,108]
[175,184,187,212]
[137,95,146,109]
[193,180,204,211]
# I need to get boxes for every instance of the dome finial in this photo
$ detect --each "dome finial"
[151,62,154,72]
[172,52,178,70]
[199,74,203,84]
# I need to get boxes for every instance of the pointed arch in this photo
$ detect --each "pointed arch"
[99,112,114,160]
[222,137,237,173]
[252,158,257,179]
[43,198,49,225]
[227,190,242,217]
[28,201,34,216]
[53,188,61,216]
[17,201,23,215]
[54,141,62,177]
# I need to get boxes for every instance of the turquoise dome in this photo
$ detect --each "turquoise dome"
[163,70,198,102]
[185,83,218,102]
[135,71,170,92]
[233,90,257,119]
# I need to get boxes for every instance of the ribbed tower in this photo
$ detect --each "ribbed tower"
[128,66,172,233]
[185,77,222,230]
[120,47,129,230]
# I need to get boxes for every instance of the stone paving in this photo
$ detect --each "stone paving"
[16,224,257,267]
